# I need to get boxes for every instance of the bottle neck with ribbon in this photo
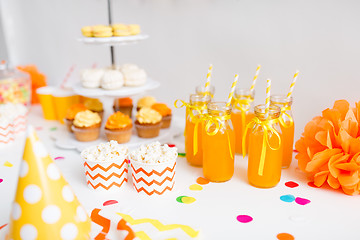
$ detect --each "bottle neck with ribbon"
[270,95,294,168]
[246,104,283,188]
[202,102,235,182]
[195,85,215,99]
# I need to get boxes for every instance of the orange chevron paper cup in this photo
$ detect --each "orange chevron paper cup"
[13,112,28,134]
[82,158,128,192]
[0,121,14,146]
[130,160,176,195]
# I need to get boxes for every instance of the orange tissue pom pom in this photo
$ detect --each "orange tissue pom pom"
[295,100,360,195]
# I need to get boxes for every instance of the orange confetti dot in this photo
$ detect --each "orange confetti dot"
[277,233,295,240]
[196,177,209,185]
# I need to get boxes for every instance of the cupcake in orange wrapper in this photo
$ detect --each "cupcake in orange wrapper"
[105,111,133,143]
[151,103,172,129]
[72,110,101,142]
[84,98,104,119]
[64,104,87,132]
[137,96,156,111]
[135,107,162,138]
[113,97,133,118]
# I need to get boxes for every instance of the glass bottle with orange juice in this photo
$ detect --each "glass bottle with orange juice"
[270,95,294,168]
[247,104,282,188]
[231,89,255,155]
[202,102,235,182]
[195,85,215,98]
[185,94,211,166]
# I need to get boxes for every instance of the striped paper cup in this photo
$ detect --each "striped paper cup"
[0,121,14,146]
[82,156,128,192]
[13,112,28,134]
[130,159,176,195]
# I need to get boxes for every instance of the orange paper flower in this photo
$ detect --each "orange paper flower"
[295,100,360,195]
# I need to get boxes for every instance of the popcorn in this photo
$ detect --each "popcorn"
[129,141,178,164]
[81,140,128,162]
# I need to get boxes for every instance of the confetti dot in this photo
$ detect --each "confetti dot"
[178,153,186,157]
[54,156,65,160]
[277,233,295,240]
[285,181,299,188]
[167,143,176,148]
[24,185,42,204]
[181,196,196,204]
[47,163,60,180]
[307,182,319,188]
[77,206,88,222]
[280,194,295,203]
[3,161,13,167]
[12,202,21,220]
[20,224,38,239]
[196,177,209,185]
[236,215,253,223]
[35,127,42,131]
[19,160,28,177]
[62,185,74,202]
[50,127,57,131]
[103,200,118,206]
[293,149,298,153]
[42,205,61,224]
[0,179,3,183]
[0,224,7,230]
[189,184,203,191]
[33,141,48,158]
[176,196,185,203]
[295,197,311,205]
[61,223,78,240]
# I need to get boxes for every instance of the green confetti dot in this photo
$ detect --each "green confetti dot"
[50,127,57,131]
[176,196,185,203]
[178,153,186,157]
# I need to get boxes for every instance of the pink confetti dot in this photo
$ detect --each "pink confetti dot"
[236,215,253,223]
[54,157,65,160]
[0,179,3,183]
[103,200,118,206]
[167,143,176,148]
[295,197,311,205]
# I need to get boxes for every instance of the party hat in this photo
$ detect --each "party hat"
[7,126,91,240]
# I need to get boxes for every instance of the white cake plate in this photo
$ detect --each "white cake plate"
[77,34,149,46]
[72,78,160,98]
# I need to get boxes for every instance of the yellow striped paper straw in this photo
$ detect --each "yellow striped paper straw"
[286,70,299,99]
[226,74,239,107]
[204,64,213,94]
[250,65,261,93]
[265,79,271,118]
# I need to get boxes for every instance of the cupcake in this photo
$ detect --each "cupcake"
[113,97,133,117]
[135,107,162,138]
[101,69,124,90]
[81,69,104,88]
[72,110,101,142]
[129,141,177,195]
[151,103,172,129]
[64,104,87,132]
[136,96,156,111]
[105,112,132,144]
[120,64,147,87]
[84,98,104,119]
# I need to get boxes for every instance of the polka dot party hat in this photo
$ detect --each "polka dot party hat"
[6,126,91,240]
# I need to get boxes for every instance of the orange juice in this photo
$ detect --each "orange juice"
[270,95,294,168]
[247,104,282,188]
[203,102,235,182]
[232,89,255,155]
[185,94,211,166]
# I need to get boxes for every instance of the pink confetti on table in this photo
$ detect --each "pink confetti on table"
[285,181,299,188]
[35,127,42,131]
[0,179,3,183]
[103,200,118,206]
[295,197,311,205]
[236,215,253,223]
[54,157,65,160]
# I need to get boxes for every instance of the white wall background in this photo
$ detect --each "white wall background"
[1,0,360,140]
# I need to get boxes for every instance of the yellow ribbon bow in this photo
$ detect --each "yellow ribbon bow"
[278,105,294,128]
[174,99,207,155]
[242,117,281,176]
[204,114,233,157]
[232,97,254,132]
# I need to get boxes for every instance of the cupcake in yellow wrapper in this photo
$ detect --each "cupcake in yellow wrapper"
[135,107,162,138]
[6,126,91,240]
[137,96,156,111]
[72,110,101,142]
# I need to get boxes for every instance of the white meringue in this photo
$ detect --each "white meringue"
[120,64,147,87]
[101,70,124,90]
[81,69,104,88]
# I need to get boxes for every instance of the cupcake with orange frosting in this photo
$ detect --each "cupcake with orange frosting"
[72,110,101,142]
[136,96,156,111]
[151,103,172,129]
[113,97,133,118]
[84,98,104,119]
[135,107,162,138]
[65,104,87,132]
[105,111,133,143]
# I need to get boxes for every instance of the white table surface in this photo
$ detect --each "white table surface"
[0,106,360,240]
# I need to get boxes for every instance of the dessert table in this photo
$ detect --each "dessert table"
[0,106,359,240]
